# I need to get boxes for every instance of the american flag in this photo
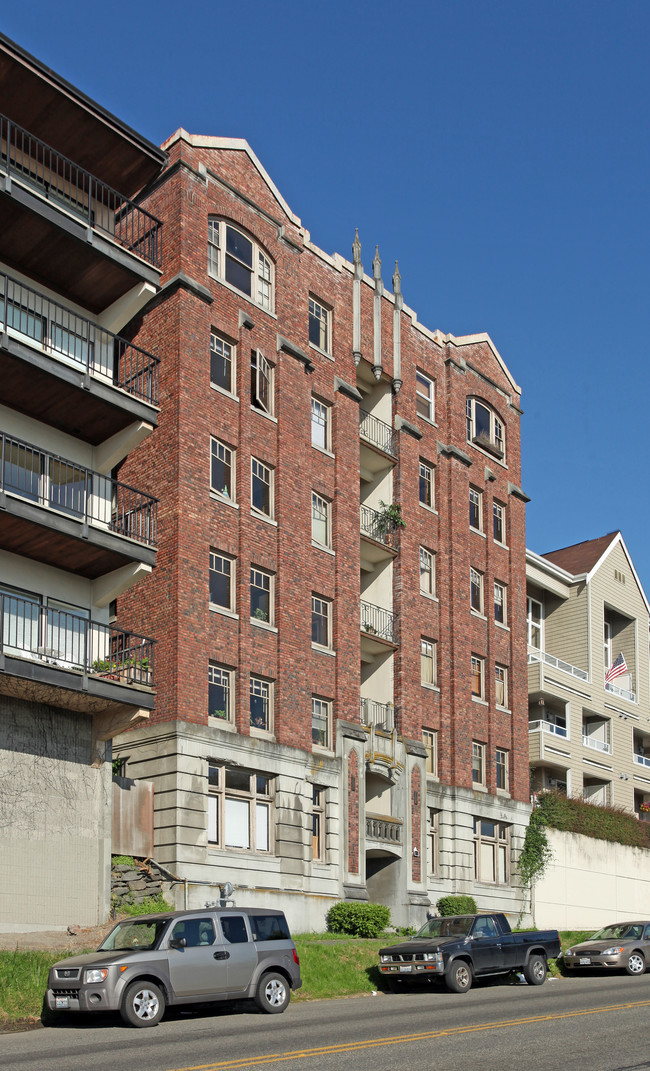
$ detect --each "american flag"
[605,652,628,684]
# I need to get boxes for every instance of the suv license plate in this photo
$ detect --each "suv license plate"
[399,965,412,972]
[579,957,591,965]
[55,997,70,1009]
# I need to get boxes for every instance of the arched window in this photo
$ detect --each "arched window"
[207,218,273,311]
[466,397,505,459]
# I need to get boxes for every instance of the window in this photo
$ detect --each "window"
[469,487,483,531]
[209,551,235,611]
[250,675,272,732]
[419,547,435,597]
[309,296,331,353]
[251,457,273,517]
[312,595,332,649]
[527,596,543,649]
[495,664,508,708]
[428,808,439,874]
[312,696,331,748]
[473,818,509,883]
[210,438,235,500]
[250,567,273,624]
[423,729,438,777]
[419,459,434,508]
[604,619,612,671]
[208,763,272,852]
[472,741,486,786]
[170,917,216,948]
[493,501,506,544]
[312,491,331,548]
[312,786,325,860]
[208,663,233,721]
[311,396,330,450]
[470,568,484,614]
[471,655,485,699]
[496,748,509,791]
[421,638,437,686]
[210,331,235,394]
[251,350,274,414]
[416,370,435,421]
[208,219,273,311]
[466,397,505,459]
[494,581,507,625]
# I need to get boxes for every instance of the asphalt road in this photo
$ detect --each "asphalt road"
[2,973,650,1071]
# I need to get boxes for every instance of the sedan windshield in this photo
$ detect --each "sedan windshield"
[415,917,473,939]
[590,923,644,941]
[98,918,170,951]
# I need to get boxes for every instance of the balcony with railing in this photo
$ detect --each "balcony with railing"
[0,113,162,309]
[360,698,397,732]
[582,734,611,754]
[365,814,402,846]
[1,271,159,440]
[527,647,589,682]
[0,592,155,712]
[359,410,397,477]
[605,680,636,703]
[0,431,157,577]
[360,600,396,648]
[360,505,400,571]
[528,719,568,739]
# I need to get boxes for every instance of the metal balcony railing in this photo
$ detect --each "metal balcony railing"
[366,816,402,843]
[582,734,611,754]
[528,719,568,739]
[605,680,636,703]
[633,753,650,769]
[0,114,162,268]
[360,504,400,549]
[0,592,154,685]
[359,410,397,457]
[360,698,396,732]
[0,272,159,405]
[527,648,589,682]
[360,600,396,643]
[1,431,158,548]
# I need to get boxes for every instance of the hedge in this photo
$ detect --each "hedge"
[325,901,391,937]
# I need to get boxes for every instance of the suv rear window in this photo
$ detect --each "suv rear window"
[250,913,290,941]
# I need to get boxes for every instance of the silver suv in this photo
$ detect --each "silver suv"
[46,907,301,1027]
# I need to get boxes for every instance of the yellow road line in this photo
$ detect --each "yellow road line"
[167,998,650,1071]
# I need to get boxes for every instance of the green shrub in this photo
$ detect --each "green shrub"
[436,895,478,916]
[536,790,650,850]
[121,895,172,916]
[325,901,390,937]
[111,855,136,867]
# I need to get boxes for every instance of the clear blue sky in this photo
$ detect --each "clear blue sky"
[4,1,649,590]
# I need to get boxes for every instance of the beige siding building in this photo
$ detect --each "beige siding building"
[527,532,650,819]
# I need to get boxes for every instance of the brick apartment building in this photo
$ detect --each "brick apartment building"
[113,130,531,928]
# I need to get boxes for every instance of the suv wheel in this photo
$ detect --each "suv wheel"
[445,960,473,993]
[120,980,165,1027]
[255,971,290,1014]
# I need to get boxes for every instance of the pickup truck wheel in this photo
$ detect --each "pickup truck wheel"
[445,960,473,993]
[120,981,165,1027]
[255,971,290,1014]
[625,952,645,976]
[523,954,547,986]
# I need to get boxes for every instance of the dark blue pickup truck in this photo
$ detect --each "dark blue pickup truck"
[379,912,561,993]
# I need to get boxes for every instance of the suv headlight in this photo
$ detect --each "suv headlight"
[602,946,624,956]
[84,968,109,984]
[423,952,443,964]
[380,955,392,964]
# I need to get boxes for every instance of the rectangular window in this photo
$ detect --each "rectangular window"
[210,438,234,500]
[421,638,437,686]
[251,350,273,414]
[470,568,484,614]
[493,501,506,544]
[210,331,235,394]
[250,567,273,624]
[209,663,233,721]
[309,296,331,353]
[495,664,508,708]
[428,808,439,875]
[527,596,543,648]
[472,741,486,786]
[423,729,438,776]
[208,763,272,852]
[496,748,509,791]
[207,219,220,276]
[251,457,273,517]
[312,695,331,749]
[312,595,332,649]
[471,655,485,699]
[312,491,331,548]
[209,551,235,611]
[416,370,434,421]
[473,818,509,884]
[494,581,507,625]
[311,396,330,450]
[250,675,272,732]
[469,486,483,531]
[419,459,434,508]
[604,619,612,671]
[419,546,435,596]
[312,786,325,860]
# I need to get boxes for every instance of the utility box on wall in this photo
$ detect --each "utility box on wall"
[112,777,154,858]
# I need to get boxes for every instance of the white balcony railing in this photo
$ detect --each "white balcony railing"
[605,681,636,703]
[633,753,650,769]
[528,719,568,739]
[527,648,588,682]
[582,734,611,754]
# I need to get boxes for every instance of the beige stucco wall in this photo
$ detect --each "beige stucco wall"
[534,827,650,930]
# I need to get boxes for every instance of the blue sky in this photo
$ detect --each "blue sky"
[4,1,649,589]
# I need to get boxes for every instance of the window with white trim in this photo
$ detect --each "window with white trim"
[416,370,435,422]
[209,551,235,611]
[493,500,506,544]
[208,663,233,722]
[311,396,330,450]
[471,655,485,699]
[496,748,509,791]
[419,546,435,596]
[250,675,273,732]
[421,638,437,686]
[210,438,235,500]
[423,729,438,776]
[208,763,272,852]
[208,219,273,311]
[428,807,439,875]
[251,350,274,414]
[250,567,273,625]
[210,331,235,394]
[251,457,273,518]
[312,695,332,749]
[312,785,325,860]
[309,296,331,354]
[472,741,486,787]
[469,486,483,531]
[495,664,508,708]
[494,581,507,625]
[527,596,543,649]
[466,397,505,459]
[312,594,332,649]
[604,619,612,672]
[419,459,434,508]
[470,567,484,614]
[473,818,509,883]
[312,491,331,548]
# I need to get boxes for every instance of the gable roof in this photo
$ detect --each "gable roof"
[542,532,620,576]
